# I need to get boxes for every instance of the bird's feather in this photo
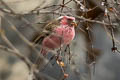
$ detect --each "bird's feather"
[33,19,61,44]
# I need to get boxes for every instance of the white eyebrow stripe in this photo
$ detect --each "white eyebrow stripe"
[57,16,75,21]
[57,16,64,20]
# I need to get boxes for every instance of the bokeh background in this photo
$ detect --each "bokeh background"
[0,0,120,80]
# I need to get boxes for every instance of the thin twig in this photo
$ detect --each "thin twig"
[0,30,32,70]
[0,0,39,32]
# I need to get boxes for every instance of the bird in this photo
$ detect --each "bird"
[33,16,77,56]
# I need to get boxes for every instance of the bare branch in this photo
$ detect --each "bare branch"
[0,30,32,70]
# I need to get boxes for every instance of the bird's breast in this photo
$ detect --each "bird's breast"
[42,26,75,50]
[55,26,75,44]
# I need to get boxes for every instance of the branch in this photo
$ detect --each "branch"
[0,30,32,70]
[0,3,117,27]
[0,12,46,66]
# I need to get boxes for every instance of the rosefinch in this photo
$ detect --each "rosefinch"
[34,16,77,55]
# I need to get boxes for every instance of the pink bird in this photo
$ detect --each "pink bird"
[34,16,77,56]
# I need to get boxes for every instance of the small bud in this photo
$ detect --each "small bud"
[108,7,113,11]
[60,61,65,67]
[112,47,117,52]
[57,60,65,67]
[104,8,108,16]
[64,73,69,78]
[101,2,105,6]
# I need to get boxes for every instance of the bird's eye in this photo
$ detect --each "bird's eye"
[67,19,73,23]
[67,19,73,26]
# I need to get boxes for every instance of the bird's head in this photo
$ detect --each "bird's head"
[57,16,77,27]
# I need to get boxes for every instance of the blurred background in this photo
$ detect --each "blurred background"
[0,0,120,80]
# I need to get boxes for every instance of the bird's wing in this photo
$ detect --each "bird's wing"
[33,19,60,44]
[44,19,60,32]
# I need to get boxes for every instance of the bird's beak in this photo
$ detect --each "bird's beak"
[71,22,77,27]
